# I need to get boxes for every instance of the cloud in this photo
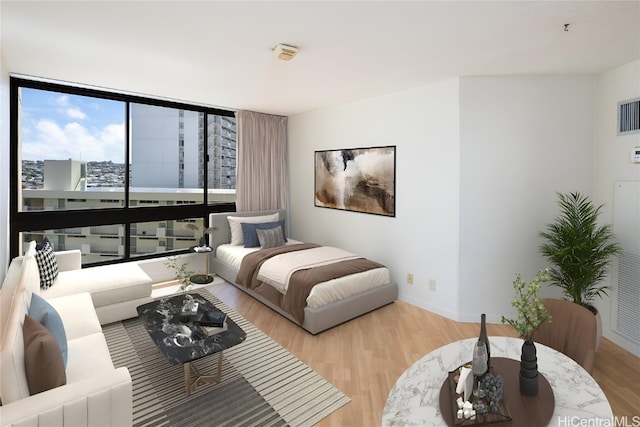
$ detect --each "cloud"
[66,108,87,120]
[55,95,70,107]
[100,123,126,160]
[54,94,88,120]
[22,119,125,163]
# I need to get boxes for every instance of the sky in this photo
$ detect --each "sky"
[20,88,126,163]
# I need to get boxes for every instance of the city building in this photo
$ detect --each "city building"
[130,104,236,190]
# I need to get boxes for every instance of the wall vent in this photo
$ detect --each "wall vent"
[618,97,640,135]
[616,251,640,344]
[612,181,640,349]
[273,44,298,61]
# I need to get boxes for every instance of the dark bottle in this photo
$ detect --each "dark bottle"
[479,313,491,370]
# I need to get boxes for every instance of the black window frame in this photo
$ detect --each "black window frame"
[10,76,236,263]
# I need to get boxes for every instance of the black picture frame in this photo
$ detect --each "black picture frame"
[314,146,396,217]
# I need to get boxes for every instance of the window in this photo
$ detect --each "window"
[20,88,126,209]
[10,77,237,263]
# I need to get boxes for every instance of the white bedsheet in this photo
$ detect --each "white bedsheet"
[257,246,360,294]
[216,242,390,308]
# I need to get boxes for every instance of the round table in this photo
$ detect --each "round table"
[189,246,214,284]
[382,336,612,426]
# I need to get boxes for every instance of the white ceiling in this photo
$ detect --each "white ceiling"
[2,1,639,116]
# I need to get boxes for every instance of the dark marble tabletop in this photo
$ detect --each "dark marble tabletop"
[136,293,246,365]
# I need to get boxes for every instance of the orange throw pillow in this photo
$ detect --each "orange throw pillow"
[23,314,66,395]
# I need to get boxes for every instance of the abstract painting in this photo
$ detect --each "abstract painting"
[314,146,395,216]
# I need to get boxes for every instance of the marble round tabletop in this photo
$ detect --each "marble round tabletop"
[382,336,613,426]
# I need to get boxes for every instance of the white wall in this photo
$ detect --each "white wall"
[288,78,462,319]
[0,50,9,282]
[593,60,640,354]
[288,75,598,327]
[458,76,596,322]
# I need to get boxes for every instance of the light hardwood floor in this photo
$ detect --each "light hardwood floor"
[207,282,640,427]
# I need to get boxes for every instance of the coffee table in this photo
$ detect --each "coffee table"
[136,292,247,396]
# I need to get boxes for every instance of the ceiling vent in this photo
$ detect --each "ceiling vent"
[618,97,640,135]
[273,44,298,61]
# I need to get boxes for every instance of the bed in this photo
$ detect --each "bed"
[208,210,398,334]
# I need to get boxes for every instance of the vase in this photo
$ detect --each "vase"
[519,340,538,396]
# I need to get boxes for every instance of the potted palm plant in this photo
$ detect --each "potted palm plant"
[538,191,621,348]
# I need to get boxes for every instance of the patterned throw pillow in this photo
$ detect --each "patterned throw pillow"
[256,226,286,249]
[34,238,58,289]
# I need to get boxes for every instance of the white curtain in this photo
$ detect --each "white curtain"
[235,110,287,212]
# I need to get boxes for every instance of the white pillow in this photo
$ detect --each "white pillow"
[227,213,279,245]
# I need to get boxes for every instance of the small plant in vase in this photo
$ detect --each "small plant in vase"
[501,268,552,396]
[164,256,195,293]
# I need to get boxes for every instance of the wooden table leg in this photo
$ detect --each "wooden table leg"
[184,351,224,396]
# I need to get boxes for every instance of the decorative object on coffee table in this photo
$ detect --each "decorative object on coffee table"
[471,341,488,397]
[478,313,490,370]
[444,361,512,425]
[501,269,552,396]
[179,294,198,323]
[136,292,246,396]
[441,357,554,426]
[520,340,538,396]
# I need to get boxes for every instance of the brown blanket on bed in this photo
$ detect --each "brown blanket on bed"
[236,243,385,324]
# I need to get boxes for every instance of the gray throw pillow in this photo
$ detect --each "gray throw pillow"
[256,226,285,249]
[241,220,287,248]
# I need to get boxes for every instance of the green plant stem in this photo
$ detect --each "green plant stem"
[501,269,552,342]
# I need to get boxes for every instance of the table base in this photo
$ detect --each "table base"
[184,351,223,396]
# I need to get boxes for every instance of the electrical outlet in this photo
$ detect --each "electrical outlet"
[407,273,414,285]
[429,279,436,291]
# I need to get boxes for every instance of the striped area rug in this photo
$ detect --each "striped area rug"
[103,290,350,427]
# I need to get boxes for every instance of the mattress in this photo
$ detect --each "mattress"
[216,241,390,308]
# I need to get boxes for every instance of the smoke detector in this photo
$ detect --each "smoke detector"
[273,44,298,61]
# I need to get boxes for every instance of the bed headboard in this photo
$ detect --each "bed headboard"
[208,209,286,252]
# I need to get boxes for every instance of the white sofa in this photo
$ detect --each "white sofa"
[0,242,146,426]
[39,249,153,325]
